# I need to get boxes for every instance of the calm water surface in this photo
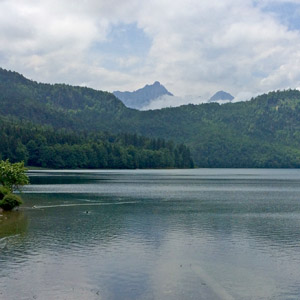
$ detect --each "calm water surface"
[1,169,300,299]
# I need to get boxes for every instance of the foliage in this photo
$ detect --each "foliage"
[0,193,23,211]
[2,68,300,167]
[0,186,9,200]
[0,160,29,192]
[0,122,194,169]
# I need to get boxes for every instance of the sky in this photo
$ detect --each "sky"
[1,0,300,104]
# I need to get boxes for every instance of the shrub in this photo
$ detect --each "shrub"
[0,160,29,210]
[0,186,10,200]
[0,193,23,211]
[0,160,29,192]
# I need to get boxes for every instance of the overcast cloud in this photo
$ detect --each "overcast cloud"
[1,0,300,104]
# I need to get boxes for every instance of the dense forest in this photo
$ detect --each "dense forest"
[0,118,193,169]
[1,68,300,168]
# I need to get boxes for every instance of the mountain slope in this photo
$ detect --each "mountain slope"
[209,91,234,103]
[1,68,300,168]
[0,68,126,131]
[113,81,173,109]
[0,116,193,169]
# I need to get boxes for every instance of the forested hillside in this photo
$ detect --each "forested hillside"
[1,68,300,168]
[0,117,193,169]
[0,68,125,132]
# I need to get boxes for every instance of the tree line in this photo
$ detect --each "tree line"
[2,68,300,168]
[0,120,194,169]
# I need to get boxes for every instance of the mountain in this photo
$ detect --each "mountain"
[0,69,193,169]
[0,68,126,131]
[113,81,173,109]
[1,68,300,168]
[209,91,234,103]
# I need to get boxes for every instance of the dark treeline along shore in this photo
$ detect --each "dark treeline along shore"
[1,68,300,168]
[0,120,193,169]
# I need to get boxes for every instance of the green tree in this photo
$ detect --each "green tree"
[0,160,29,192]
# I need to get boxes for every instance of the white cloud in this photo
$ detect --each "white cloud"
[233,91,259,103]
[1,0,300,101]
[141,95,207,110]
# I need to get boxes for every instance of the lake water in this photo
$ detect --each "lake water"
[1,169,300,300]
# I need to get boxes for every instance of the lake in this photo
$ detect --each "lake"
[1,169,300,299]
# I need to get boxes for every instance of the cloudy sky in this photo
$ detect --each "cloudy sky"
[1,0,300,102]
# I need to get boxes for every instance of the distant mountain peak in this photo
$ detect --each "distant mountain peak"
[209,91,234,103]
[113,82,173,109]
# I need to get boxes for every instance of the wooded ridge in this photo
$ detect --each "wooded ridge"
[1,68,300,168]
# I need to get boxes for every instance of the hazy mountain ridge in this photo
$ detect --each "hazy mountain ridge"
[114,82,234,109]
[209,91,234,103]
[113,81,173,109]
[1,68,300,168]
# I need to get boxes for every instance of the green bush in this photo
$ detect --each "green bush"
[0,160,29,192]
[0,186,10,201]
[0,193,23,211]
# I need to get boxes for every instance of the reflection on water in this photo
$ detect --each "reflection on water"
[1,169,300,299]
[0,211,28,242]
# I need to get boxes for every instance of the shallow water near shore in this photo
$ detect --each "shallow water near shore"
[1,169,300,299]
